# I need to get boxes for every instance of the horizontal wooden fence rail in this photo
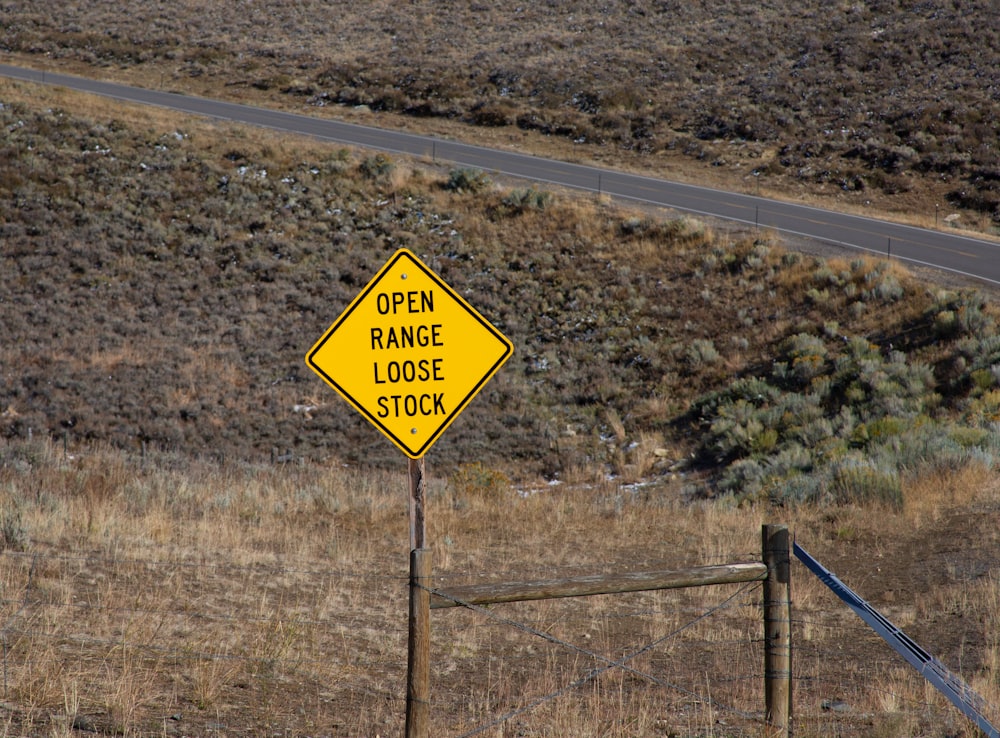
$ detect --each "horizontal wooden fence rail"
[430,562,768,609]
[411,526,790,738]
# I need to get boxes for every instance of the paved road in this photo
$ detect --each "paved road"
[3,63,998,287]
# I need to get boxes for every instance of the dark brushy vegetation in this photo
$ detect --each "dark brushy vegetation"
[1,0,999,232]
[3,82,1000,505]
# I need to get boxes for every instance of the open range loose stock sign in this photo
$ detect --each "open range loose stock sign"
[306,248,514,459]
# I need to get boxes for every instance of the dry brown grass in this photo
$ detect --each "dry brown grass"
[1,437,999,736]
[902,460,995,527]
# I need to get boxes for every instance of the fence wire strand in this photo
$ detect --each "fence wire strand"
[2,539,992,736]
[429,580,764,737]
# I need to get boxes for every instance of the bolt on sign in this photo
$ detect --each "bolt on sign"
[306,248,514,459]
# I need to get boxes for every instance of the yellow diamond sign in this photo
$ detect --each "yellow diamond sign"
[306,248,514,458]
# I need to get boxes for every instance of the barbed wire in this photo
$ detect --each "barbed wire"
[1,541,990,735]
[0,624,351,670]
[0,548,770,632]
[0,548,409,581]
[0,592,380,631]
[430,580,765,737]
[1,547,772,587]
[0,552,37,698]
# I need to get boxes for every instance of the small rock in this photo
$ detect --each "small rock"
[821,698,851,712]
[72,714,97,732]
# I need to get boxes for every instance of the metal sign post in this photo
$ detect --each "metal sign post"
[408,457,426,551]
[405,456,429,736]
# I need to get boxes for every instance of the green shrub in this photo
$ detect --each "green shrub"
[501,186,552,213]
[787,414,834,449]
[323,149,352,175]
[949,426,992,449]
[969,368,995,392]
[934,309,959,338]
[689,318,986,505]
[830,457,902,508]
[765,443,814,477]
[445,167,492,194]
[717,457,766,497]
[805,287,829,304]
[685,338,721,369]
[872,274,904,302]
[753,427,780,453]
[956,336,1000,393]
[779,333,828,383]
[776,472,826,505]
[866,416,906,441]
[0,503,27,551]
[963,389,1000,424]
[812,264,839,286]
[358,153,394,181]
[929,290,995,339]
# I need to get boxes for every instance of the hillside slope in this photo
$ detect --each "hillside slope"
[3,83,1000,497]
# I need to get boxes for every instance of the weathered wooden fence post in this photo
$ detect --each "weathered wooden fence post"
[405,457,430,736]
[406,547,432,738]
[408,458,426,551]
[762,524,792,737]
